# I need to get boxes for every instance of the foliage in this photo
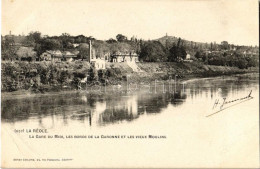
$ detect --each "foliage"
[139,41,168,62]
[1,31,258,71]
[58,70,69,85]
[1,37,17,61]
[168,44,187,62]
[195,51,202,60]
[206,52,256,69]
[16,47,37,61]
[106,38,117,43]
[87,68,98,82]
[27,31,41,46]
[116,34,128,42]
[77,43,90,60]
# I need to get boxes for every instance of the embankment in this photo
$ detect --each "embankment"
[1,61,258,93]
[107,61,258,82]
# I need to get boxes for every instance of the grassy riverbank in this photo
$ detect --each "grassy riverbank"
[109,61,258,82]
[1,61,258,94]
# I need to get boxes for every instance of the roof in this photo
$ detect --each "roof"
[63,51,78,58]
[41,52,51,55]
[46,50,62,57]
[71,50,80,55]
[112,51,138,56]
[42,50,79,58]
[45,50,63,57]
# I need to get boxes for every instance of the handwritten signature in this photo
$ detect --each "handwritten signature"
[207,90,253,117]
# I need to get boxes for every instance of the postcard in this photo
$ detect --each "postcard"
[1,0,259,168]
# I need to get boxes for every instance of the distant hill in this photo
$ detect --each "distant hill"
[154,35,213,56]
[154,35,209,49]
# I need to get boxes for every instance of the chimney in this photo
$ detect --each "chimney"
[89,40,92,61]
[9,31,11,35]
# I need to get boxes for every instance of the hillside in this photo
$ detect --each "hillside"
[155,35,208,48]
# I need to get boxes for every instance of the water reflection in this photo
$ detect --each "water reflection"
[1,90,187,126]
[1,73,258,128]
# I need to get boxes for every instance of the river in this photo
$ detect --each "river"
[1,73,259,168]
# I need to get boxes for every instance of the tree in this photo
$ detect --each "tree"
[92,41,110,58]
[58,70,69,86]
[87,68,98,82]
[116,34,127,42]
[221,41,229,50]
[60,33,73,49]
[106,38,117,43]
[27,31,42,46]
[202,53,208,64]
[78,43,90,61]
[246,55,258,67]
[195,51,202,60]
[35,38,62,56]
[139,41,168,62]
[179,46,187,60]
[74,35,86,43]
[109,42,132,54]
[236,58,248,69]
[177,38,181,47]
[1,37,17,61]
[168,43,187,62]
[16,47,37,61]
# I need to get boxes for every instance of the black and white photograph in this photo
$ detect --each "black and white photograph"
[1,0,259,168]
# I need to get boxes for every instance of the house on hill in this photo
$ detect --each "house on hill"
[63,51,78,62]
[40,50,79,62]
[184,53,193,62]
[110,51,139,63]
[40,50,63,61]
[90,58,106,70]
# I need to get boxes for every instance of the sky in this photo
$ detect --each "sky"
[2,0,259,46]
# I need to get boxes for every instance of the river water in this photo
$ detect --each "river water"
[1,73,259,168]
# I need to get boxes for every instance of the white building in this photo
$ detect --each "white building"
[89,40,106,70]
[111,51,139,63]
[186,53,191,60]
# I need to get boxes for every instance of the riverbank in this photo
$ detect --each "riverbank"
[106,61,258,83]
[2,73,259,101]
[1,61,258,98]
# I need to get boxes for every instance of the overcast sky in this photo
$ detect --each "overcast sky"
[2,0,259,46]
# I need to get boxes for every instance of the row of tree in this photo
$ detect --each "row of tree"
[194,51,259,69]
[1,61,111,92]
[1,32,142,61]
[2,32,259,69]
[139,38,187,62]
